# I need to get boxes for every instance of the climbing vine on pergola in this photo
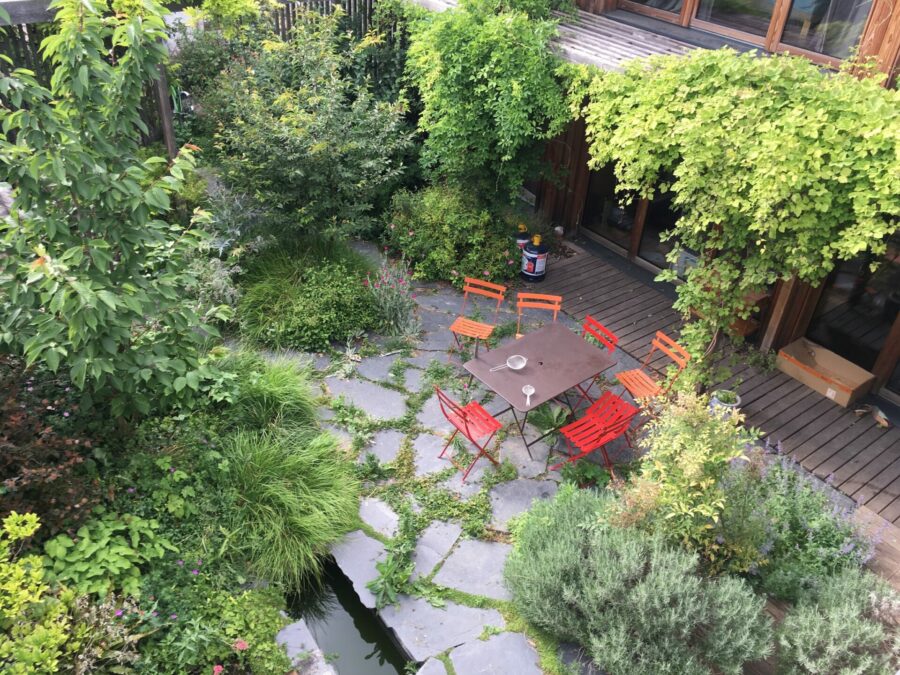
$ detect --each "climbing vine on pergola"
[571,49,900,377]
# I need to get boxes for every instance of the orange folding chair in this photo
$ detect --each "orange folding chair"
[515,292,562,339]
[449,278,507,357]
[434,387,502,481]
[616,330,690,402]
[572,315,619,407]
[550,391,639,473]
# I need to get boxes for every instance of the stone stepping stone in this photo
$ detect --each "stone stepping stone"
[411,521,462,580]
[490,479,559,532]
[323,424,353,451]
[276,619,337,675]
[413,433,453,476]
[442,461,490,499]
[326,377,406,421]
[331,530,385,609]
[418,327,457,352]
[403,367,426,393]
[380,596,505,662]
[407,350,441,369]
[416,395,454,433]
[356,354,401,382]
[359,498,399,538]
[559,642,603,675]
[414,292,460,314]
[416,658,447,675]
[358,429,404,464]
[449,633,542,675]
[432,540,512,601]
[499,434,549,480]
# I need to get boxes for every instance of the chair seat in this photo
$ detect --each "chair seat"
[450,316,495,340]
[616,368,661,400]
[560,415,624,452]
[446,401,503,440]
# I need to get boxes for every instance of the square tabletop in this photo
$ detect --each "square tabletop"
[463,323,616,413]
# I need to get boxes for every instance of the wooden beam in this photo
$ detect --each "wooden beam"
[155,66,177,160]
[872,315,900,390]
[759,276,796,352]
[875,0,900,80]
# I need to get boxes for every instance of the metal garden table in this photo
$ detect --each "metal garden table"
[463,323,616,457]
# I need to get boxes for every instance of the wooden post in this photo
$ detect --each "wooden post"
[759,276,796,352]
[155,66,177,160]
[872,316,900,389]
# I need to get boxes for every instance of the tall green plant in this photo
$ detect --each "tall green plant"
[407,0,570,198]
[0,0,232,416]
[222,429,359,588]
[572,49,900,368]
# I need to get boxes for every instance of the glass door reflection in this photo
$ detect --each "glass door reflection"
[581,166,636,251]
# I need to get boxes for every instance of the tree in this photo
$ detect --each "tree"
[572,50,900,370]
[0,0,231,416]
[407,0,570,199]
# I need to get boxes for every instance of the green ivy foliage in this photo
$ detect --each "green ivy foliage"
[407,0,570,198]
[572,49,900,362]
[0,0,233,416]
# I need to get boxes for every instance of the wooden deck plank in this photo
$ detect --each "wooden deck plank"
[837,433,900,496]
[800,418,881,477]
[789,408,865,461]
[813,425,893,482]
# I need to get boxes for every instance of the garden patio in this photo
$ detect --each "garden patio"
[2,0,899,673]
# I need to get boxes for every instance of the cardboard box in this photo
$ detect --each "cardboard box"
[776,338,875,408]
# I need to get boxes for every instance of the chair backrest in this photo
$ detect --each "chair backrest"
[434,386,475,439]
[582,315,618,353]
[586,391,639,432]
[460,277,507,317]
[516,292,562,336]
[641,331,691,394]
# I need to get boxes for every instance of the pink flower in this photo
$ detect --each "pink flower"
[191,569,199,575]
[408,230,414,236]
[213,666,224,675]
[483,270,490,277]
[507,259,514,265]
[363,279,369,287]
[389,223,395,229]
[233,639,249,652]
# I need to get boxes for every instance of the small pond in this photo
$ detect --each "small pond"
[289,561,408,675]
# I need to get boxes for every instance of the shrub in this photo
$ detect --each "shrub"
[615,392,756,562]
[777,568,900,674]
[43,511,176,598]
[137,586,292,675]
[366,258,421,338]
[384,185,521,285]
[505,486,773,675]
[207,11,412,234]
[238,245,378,350]
[221,428,359,588]
[718,451,872,601]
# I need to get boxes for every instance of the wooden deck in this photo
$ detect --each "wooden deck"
[412,0,695,70]
[542,242,900,528]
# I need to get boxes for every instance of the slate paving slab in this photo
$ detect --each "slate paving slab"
[411,521,462,580]
[499,433,549,479]
[330,530,385,610]
[403,367,426,393]
[416,658,447,675]
[449,633,542,675]
[407,350,442,369]
[416,395,453,433]
[358,429,404,464]
[432,539,512,601]
[413,433,453,476]
[276,619,337,675]
[380,596,505,662]
[323,424,352,450]
[490,479,558,532]
[442,461,490,499]
[326,377,406,420]
[356,354,401,382]
[359,498,399,538]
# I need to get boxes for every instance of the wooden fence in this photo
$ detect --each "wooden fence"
[271,0,375,39]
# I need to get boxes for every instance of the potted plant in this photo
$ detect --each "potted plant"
[710,389,741,410]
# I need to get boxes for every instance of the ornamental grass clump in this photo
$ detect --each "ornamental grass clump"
[221,428,359,589]
[230,353,317,429]
[505,486,773,675]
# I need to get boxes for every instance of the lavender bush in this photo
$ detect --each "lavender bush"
[716,443,875,602]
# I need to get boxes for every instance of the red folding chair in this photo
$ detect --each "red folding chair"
[616,330,690,402]
[515,292,562,339]
[434,387,502,481]
[572,315,618,407]
[550,391,639,473]
[449,278,507,357]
